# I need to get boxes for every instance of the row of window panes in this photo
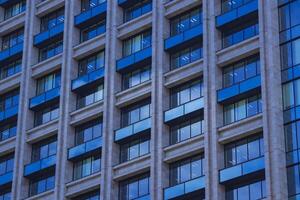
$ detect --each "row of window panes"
[81,0,106,12]
[0,123,16,142]
[0,59,21,81]
[31,138,57,162]
[77,85,104,109]
[221,0,254,13]
[4,0,26,20]
[39,40,63,62]
[0,155,14,176]
[36,71,61,95]
[122,66,151,90]
[224,94,262,125]
[280,38,300,70]
[223,56,260,88]
[78,51,105,76]
[73,154,101,180]
[119,174,150,200]
[222,23,259,48]
[124,0,152,23]
[169,155,204,186]
[80,20,106,43]
[278,0,300,33]
[121,103,151,127]
[285,120,300,155]
[123,31,151,57]
[170,44,203,70]
[120,137,150,163]
[29,175,55,197]
[72,190,100,200]
[75,119,103,146]
[282,79,300,111]
[0,90,19,112]
[2,29,24,50]
[0,192,11,200]
[225,179,266,200]
[170,117,203,145]
[40,9,64,32]
[170,8,202,36]
[170,80,203,108]
[224,134,264,168]
[34,105,59,126]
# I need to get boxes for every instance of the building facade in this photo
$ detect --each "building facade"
[0,0,297,199]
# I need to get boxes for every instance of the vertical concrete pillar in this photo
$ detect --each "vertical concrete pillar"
[259,0,288,199]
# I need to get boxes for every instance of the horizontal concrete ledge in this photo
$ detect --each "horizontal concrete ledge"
[216,36,259,67]
[73,33,106,59]
[31,53,62,78]
[218,113,263,144]
[0,136,16,156]
[25,189,54,200]
[70,100,104,126]
[26,119,59,143]
[0,12,25,36]
[115,80,152,107]
[164,59,203,88]
[113,154,151,181]
[117,12,152,40]
[0,72,21,95]
[65,172,101,197]
[164,135,204,163]
[164,0,202,19]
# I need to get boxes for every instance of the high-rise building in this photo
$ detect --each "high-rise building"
[0,0,297,199]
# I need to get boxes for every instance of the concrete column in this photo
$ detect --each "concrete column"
[259,0,288,199]
[100,0,120,199]
[150,0,169,200]
[54,0,75,199]
[12,0,39,199]
[203,0,225,199]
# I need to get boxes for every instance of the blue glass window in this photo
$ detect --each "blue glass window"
[170,8,202,36]
[0,59,21,81]
[223,56,260,88]
[75,119,103,146]
[170,44,203,70]
[39,40,63,61]
[80,20,106,43]
[81,0,106,12]
[78,51,105,76]
[170,80,203,108]
[121,102,151,127]
[225,179,266,200]
[281,38,300,70]
[29,175,55,197]
[122,65,151,90]
[222,22,259,48]
[123,31,151,57]
[1,29,24,50]
[170,117,203,145]
[73,154,101,180]
[0,123,17,142]
[282,79,300,111]
[36,71,61,95]
[40,9,64,32]
[31,137,57,162]
[279,0,300,32]
[0,90,19,112]
[169,155,204,186]
[119,173,150,200]
[0,154,14,176]
[221,0,253,13]
[77,84,104,109]
[72,190,100,200]
[224,134,264,168]
[223,94,262,125]
[0,191,11,200]
[120,137,150,163]
[4,0,26,20]
[124,0,152,23]
[34,104,59,126]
